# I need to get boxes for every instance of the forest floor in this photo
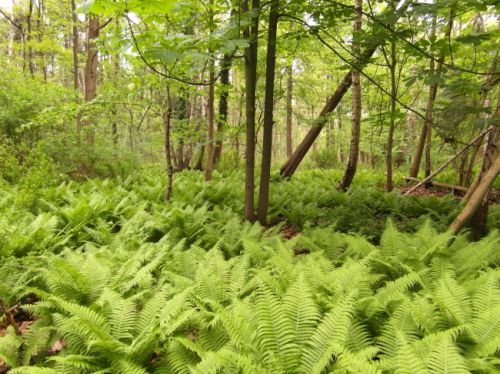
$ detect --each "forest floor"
[0,169,499,372]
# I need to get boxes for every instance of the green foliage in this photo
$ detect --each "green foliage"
[0,216,498,373]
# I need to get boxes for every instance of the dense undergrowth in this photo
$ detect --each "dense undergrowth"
[1,169,499,373]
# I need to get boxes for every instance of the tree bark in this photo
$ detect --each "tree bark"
[84,15,99,102]
[205,0,215,181]
[385,28,397,192]
[449,154,499,236]
[338,0,362,191]
[83,15,99,144]
[286,63,293,158]
[163,88,174,201]
[257,0,279,224]
[213,52,232,167]
[70,0,79,92]
[27,0,35,76]
[243,0,260,221]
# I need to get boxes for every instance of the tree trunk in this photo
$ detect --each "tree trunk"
[83,15,99,145]
[70,0,81,138]
[449,154,499,236]
[338,0,362,191]
[205,0,215,181]
[163,89,174,201]
[213,52,232,167]
[385,30,397,192]
[409,11,454,178]
[286,63,293,158]
[466,102,500,238]
[257,0,279,225]
[84,15,99,102]
[242,0,260,221]
[280,3,410,178]
[27,0,35,76]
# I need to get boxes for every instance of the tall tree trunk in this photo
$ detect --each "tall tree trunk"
[36,0,47,81]
[84,15,99,101]
[385,29,397,192]
[205,0,215,181]
[70,0,81,138]
[409,11,454,178]
[338,0,362,191]
[286,63,293,158]
[83,15,99,144]
[163,88,174,201]
[213,52,232,167]
[242,0,260,221]
[27,0,34,76]
[257,0,279,225]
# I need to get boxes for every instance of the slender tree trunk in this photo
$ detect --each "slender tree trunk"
[257,0,279,225]
[205,0,215,181]
[385,31,397,192]
[27,0,34,76]
[409,11,454,178]
[338,0,362,191]
[70,0,81,139]
[163,88,174,201]
[213,52,232,166]
[286,63,293,158]
[84,15,99,144]
[36,0,47,81]
[243,0,260,221]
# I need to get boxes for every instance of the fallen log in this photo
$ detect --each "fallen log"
[405,177,469,193]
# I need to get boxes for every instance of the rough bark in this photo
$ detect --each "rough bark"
[243,0,260,221]
[84,15,99,102]
[257,0,279,224]
[338,0,362,191]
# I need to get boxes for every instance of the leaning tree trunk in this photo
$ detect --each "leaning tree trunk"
[449,154,500,236]
[280,2,410,178]
[242,0,260,221]
[257,0,279,225]
[338,0,362,191]
[466,102,500,239]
